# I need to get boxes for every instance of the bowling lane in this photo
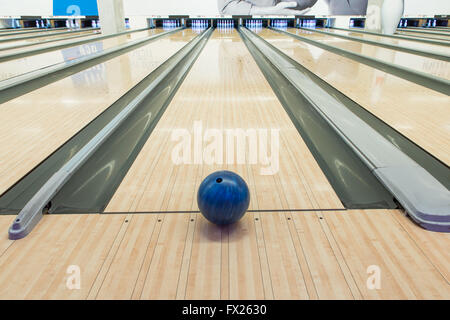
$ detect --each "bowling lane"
[322,28,450,57]
[0,27,70,37]
[259,28,450,166]
[0,29,100,53]
[395,30,450,41]
[404,27,450,32]
[0,29,164,81]
[106,28,344,213]
[0,29,98,51]
[0,28,96,44]
[289,28,450,80]
[0,29,198,195]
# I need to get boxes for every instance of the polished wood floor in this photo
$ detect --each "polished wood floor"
[106,30,342,213]
[0,28,448,300]
[0,29,159,81]
[0,210,448,299]
[262,28,450,165]
[0,29,196,195]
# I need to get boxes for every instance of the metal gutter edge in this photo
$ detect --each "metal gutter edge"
[241,27,450,232]
[272,27,450,96]
[0,27,99,44]
[0,28,182,105]
[298,27,450,62]
[330,27,450,47]
[395,28,450,37]
[0,31,101,53]
[0,27,151,61]
[0,27,69,36]
[8,27,213,240]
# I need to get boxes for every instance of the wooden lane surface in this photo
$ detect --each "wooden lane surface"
[0,29,198,196]
[0,29,97,47]
[0,29,99,52]
[0,209,448,299]
[0,29,163,81]
[0,28,94,42]
[395,30,450,41]
[0,31,100,54]
[290,28,450,80]
[105,29,343,214]
[259,28,450,166]
[0,31,100,55]
[325,28,450,57]
[323,210,450,299]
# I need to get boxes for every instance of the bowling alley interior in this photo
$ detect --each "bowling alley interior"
[0,0,449,301]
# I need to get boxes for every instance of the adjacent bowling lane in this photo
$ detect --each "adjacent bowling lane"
[0,28,97,44]
[0,27,70,37]
[321,28,450,57]
[259,28,450,166]
[106,29,344,213]
[0,29,199,195]
[0,29,99,51]
[395,29,450,41]
[288,28,450,80]
[0,29,165,81]
[0,29,100,53]
[403,26,450,33]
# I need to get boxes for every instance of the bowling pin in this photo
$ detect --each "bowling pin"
[433,19,436,27]
[381,0,404,35]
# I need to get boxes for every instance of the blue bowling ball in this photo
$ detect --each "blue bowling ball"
[197,170,250,225]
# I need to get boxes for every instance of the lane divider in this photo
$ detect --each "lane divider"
[297,27,450,62]
[7,28,213,240]
[0,27,182,105]
[241,27,450,232]
[271,27,450,96]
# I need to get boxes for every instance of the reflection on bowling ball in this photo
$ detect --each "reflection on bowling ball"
[197,170,250,226]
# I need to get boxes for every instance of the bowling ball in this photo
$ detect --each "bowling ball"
[197,170,250,226]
